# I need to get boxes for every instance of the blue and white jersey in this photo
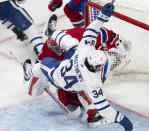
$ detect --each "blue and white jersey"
[0,0,33,30]
[41,46,104,92]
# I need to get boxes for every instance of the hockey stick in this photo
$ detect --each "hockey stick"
[44,87,81,119]
[9,51,81,119]
[9,51,23,66]
[111,0,115,5]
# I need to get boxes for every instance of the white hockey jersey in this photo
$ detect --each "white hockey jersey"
[45,45,104,92]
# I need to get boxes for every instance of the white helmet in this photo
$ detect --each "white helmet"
[87,50,107,72]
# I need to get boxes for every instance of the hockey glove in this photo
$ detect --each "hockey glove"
[109,33,132,56]
[109,32,119,45]
[48,0,63,12]
[97,3,114,22]
[115,111,133,131]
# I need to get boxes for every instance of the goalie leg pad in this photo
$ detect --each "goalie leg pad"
[28,77,48,97]
[57,89,82,107]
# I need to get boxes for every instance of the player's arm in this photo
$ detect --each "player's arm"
[64,4,84,27]
[79,3,114,49]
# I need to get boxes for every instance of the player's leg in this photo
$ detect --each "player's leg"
[46,14,79,50]
[0,1,44,55]
[63,0,89,27]
[57,89,82,107]
[78,88,133,131]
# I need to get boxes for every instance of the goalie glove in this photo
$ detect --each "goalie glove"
[48,0,63,12]
[97,3,114,22]
[109,33,132,57]
[115,111,133,131]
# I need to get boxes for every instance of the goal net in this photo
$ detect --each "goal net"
[85,1,149,81]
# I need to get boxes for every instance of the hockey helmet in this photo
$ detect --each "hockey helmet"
[87,50,107,72]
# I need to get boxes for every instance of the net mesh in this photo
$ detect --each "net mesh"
[85,1,149,81]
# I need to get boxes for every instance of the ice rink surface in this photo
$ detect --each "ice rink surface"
[0,0,149,130]
[0,97,149,131]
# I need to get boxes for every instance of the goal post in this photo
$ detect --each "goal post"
[85,1,149,30]
[84,1,149,80]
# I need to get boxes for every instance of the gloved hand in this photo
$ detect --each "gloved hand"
[115,111,133,131]
[109,32,132,57]
[48,0,63,12]
[109,32,119,45]
[97,3,114,22]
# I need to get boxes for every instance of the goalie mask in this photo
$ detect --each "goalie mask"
[47,38,63,56]
[108,35,132,71]
[87,50,107,72]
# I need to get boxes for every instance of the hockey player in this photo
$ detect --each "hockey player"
[48,0,88,27]
[31,12,131,111]
[23,3,133,130]
[0,0,44,55]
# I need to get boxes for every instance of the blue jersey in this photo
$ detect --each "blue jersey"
[0,0,33,31]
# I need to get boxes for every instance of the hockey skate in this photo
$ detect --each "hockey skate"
[23,59,32,81]
[44,13,57,37]
[12,27,28,41]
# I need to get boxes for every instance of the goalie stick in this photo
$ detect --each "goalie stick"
[44,87,81,119]
[9,51,82,119]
